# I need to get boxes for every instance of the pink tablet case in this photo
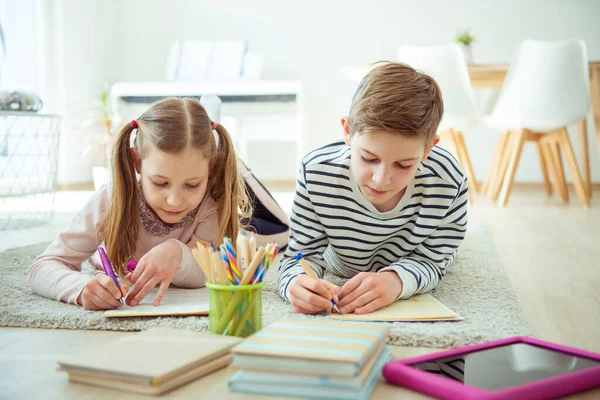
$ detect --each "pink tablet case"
[383,336,600,400]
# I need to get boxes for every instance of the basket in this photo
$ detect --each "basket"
[206,282,265,337]
[0,111,61,230]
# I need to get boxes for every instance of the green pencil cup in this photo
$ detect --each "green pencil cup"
[206,282,265,338]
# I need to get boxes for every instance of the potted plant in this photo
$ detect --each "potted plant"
[456,29,475,64]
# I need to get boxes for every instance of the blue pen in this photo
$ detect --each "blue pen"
[294,253,341,313]
[98,247,125,305]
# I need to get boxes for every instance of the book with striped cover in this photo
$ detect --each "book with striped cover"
[229,346,392,400]
[231,319,390,377]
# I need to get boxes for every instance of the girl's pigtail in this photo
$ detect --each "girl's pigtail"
[97,121,140,277]
[210,122,252,244]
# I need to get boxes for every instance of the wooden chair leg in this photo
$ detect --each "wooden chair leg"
[481,132,506,195]
[559,128,590,207]
[542,140,563,199]
[498,129,527,206]
[490,131,515,201]
[454,131,479,193]
[483,131,509,196]
[443,129,474,204]
[535,140,552,196]
[549,141,569,202]
[577,120,592,199]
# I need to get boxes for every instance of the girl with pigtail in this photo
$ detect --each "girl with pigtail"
[29,97,255,310]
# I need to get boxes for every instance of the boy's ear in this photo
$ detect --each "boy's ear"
[341,117,352,146]
[131,149,141,174]
[421,136,440,161]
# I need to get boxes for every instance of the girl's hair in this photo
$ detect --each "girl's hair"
[348,61,444,146]
[98,97,251,276]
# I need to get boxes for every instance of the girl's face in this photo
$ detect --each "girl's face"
[343,119,438,213]
[135,146,210,224]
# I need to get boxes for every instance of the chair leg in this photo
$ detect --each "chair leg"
[454,131,479,193]
[549,140,569,202]
[498,129,527,206]
[559,128,590,207]
[535,140,552,196]
[542,140,564,200]
[490,131,515,201]
[483,131,509,196]
[445,130,474,204]
[577,120,592,198]
[481,132,507,195]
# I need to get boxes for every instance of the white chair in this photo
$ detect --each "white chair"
[165,40,263,81]
[398,44,480,203]
[484,39,591,206]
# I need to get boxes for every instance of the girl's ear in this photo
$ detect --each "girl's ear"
[341,117,352,146]
[131,149,141,174]
[422,136,440,161]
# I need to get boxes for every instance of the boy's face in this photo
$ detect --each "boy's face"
[342,118,438,213]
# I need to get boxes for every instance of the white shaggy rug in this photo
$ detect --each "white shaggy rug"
[0,221,529,348]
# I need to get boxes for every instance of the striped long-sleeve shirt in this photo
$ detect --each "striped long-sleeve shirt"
[277,141,468,302]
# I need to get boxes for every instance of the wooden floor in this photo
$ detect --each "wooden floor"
[1,186,599,399]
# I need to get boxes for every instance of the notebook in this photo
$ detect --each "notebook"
[57,327,241,395]
[102,287,209,317]
[229,346,392,400]
[231,319,390,377]
[331,293,461,322]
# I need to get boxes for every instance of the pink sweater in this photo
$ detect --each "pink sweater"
[29,185,218,304]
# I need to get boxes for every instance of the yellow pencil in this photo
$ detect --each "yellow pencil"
[295,253,340,313]
[192,248,211,282]
[241,247,265,285]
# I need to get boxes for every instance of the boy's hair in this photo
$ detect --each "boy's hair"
[98,97,251,276]
[348,62,444,145]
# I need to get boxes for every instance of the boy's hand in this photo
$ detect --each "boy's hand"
[338,271,403,315]
[77,275,128,310]
[289,275,341,314]
[125,240,182,307]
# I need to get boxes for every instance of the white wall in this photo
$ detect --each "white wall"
[52,0,600,184]
[44,0,124,184]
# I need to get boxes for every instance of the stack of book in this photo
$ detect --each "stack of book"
[57,327,241,396]
[228,319,392,400]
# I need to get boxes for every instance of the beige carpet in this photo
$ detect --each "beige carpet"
[0,221,529,348]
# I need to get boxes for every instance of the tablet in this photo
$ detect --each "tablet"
[382,336,600,400]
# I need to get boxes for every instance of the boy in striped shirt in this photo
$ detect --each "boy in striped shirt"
[278,62,468,315]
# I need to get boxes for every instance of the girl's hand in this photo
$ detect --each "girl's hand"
[288,275,341,314]
[77,275,128,310]
[125,240,182,307]
[337,271,403,315]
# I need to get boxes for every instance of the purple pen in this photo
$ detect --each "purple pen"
[98,247,125,305]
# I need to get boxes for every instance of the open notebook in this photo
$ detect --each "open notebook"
[103,287,209,317]
[331,293,461,322]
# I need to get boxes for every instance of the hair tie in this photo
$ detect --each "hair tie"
[211,121,218,130]
[131,120,138,129]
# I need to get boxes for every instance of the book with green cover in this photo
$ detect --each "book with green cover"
[229,346,392,400]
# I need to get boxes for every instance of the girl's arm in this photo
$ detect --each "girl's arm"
[28,186,109,304]
[168,207,220,288]
[381,178,469,299]
[277,162,330,302]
